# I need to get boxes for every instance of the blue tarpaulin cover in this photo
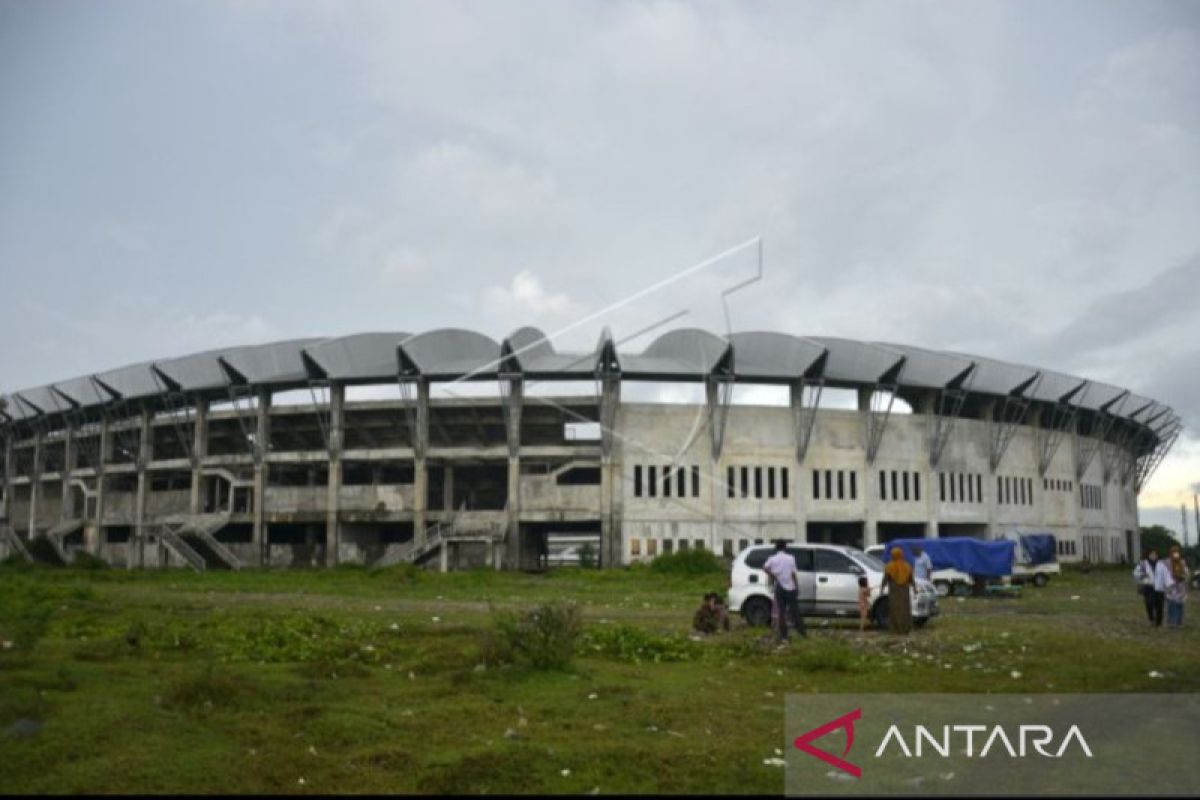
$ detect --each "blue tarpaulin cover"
[1017,533,1057,565]
[886,537,1016,578]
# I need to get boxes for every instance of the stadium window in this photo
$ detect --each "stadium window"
[723,539,734,558]
[694,539,704,551]
[959,473,966,504]
[891,471,899,503]
[741,466,749,498]
[850,471,857,500]
[939,472,946,502]
[663,539,674,555]
[648,466,657,498]
[781,468,789,499]
[677,466,686,498]
[663,465,672,498]
[631,538,641,557]
[913,472,920,502]
[998,475,1003,503]
[767,467,775,499]
[837,470,845,500]
[949,472,956,503]
[691,465,700,498]
[902,471,910,502]
[738,538,748,553]
[727,466,735,498]
[1017,478,1024,506]
[976,474,982,503]
[825,470,833,499]
[634,465,643,498]
[813,470,821,500]
[879,470,887,501]
[755,467,763,499]
[965,473,972,503]
[647,538,658,556]
[678,539,688,551]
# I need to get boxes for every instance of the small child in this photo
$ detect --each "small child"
[857,576,871,631]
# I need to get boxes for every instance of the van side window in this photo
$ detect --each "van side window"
[786,547,814,571]
[814,550,860,574]
[744,548,772,570]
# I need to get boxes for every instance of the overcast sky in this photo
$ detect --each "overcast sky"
[1,0,1197,534]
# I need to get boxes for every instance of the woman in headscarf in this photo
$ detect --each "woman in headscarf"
[881,547,915,634]
[1164,546,1191,628]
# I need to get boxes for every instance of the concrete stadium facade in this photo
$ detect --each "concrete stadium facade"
[0,328,1181,571]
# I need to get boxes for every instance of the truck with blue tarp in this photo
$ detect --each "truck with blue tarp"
[877,533,1060,591]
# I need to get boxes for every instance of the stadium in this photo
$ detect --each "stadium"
[0,328,1181,571]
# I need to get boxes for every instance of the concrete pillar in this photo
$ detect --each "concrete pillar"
[28,431,43,539]
[412,380,429,551]
[506,458,520,567]
[439,539,449,573]
[133,411,152,568]
[88,416,111,556]
[443,465,455,511]
[253,390,271,566]
[61,424,77,519]
[325,383,344,566]
[2,431,14,525]
[599,375,621,569]
[189,399,208,515]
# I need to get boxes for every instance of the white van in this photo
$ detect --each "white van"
[727,542,940,629]
[865,544,972,597]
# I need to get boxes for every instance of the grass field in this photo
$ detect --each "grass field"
[0,561,1196,794]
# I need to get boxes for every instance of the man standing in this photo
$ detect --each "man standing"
[913,545,934,584]
[1133,549,1163,626]
[763,540,807,643]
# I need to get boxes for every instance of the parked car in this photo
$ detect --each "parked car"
[726,542,940,629]
[865,544,972,597]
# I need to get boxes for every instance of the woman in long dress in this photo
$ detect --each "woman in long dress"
[881,546,915,634]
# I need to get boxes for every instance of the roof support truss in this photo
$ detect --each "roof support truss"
[705,345,736,462]
[790,378,823,464]
[306,379,334,456]
[989,394,1031,472]
[1135,415,1181,493]
[1073,411,1117,482]
[500,377,523,459]
[864,381,898,466]
[1036,401,1079,477]
[929,387,967,469]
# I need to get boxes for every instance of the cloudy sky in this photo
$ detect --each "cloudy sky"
[1,0,1197,534]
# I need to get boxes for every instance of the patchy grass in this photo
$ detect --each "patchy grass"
[0,562,1196,794]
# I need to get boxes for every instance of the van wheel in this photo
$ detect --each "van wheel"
[951,582,972,597]
[933,580,951,597]
[742,596,771,628]
[871,598,889,629]
[914,618,929,628]
[1032,573,1049,588]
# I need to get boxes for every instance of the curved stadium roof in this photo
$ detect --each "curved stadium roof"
[0,328,1178,451]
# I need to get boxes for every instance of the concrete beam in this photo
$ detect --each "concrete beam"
[253,390,271,565]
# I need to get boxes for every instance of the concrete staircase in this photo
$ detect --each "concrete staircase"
[0,524,33,563]
[159,512,241,571]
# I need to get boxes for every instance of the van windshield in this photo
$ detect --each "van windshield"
[857,552,885,572]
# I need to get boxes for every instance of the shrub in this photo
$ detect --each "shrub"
[164,663,249,713]
[0,593,53,652]
[71,552,109,570]
[578,543,597,569]
[580,624,697,663]
[648,548,724,576]
[487,602,582,670]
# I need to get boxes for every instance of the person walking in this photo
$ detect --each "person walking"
[881,547,915,635]
[913,545,934,584]
[763,541,807,643]
[1133,549,1163,626]
[1151,550,1173,628]
[1165,546,1191,628]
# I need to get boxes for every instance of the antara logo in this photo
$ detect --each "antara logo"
[794,708,863,778]
[793,709,1094,778]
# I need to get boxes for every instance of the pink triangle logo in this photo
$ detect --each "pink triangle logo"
[793,708,862,778]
